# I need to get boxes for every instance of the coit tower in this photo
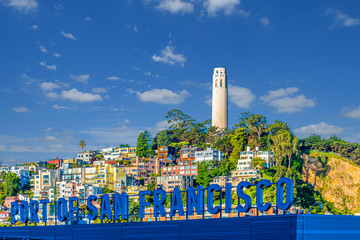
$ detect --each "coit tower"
[212,67,228,129]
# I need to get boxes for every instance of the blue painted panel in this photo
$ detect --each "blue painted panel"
[0,214,359,240]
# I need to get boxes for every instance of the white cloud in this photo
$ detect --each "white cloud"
[204,0,240,17]
[261,87,315,113]
[144,72,152,76]
[46,127,52,131]
[86,16,92,21]
[53,53,61,57]
[294,122,343,138]
[259,17,270,26]
[156,0,194,14]
[146,120,170,135]
[341,105,360,120]
[40,82,60,91]
[12,106,29,113]
[152,46,186,67]
[228,85,256,108]
[1,0,38,13]
[326,8,360,27]
[260,87,299,102]
[39,45,48,53]
[205,95,212,106]
[61,88,102,103]
[61,31,76,40]
[39,61,56,70]
[70,74,90,84]
[92,87,108,94]
[107,76,121,81]
[134,26,139,32]
[44,135,56,141]
[32,24,38,30]
[52,104,75,110]
[129,88,190,104]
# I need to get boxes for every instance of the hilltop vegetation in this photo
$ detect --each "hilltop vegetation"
[135,109,360,214]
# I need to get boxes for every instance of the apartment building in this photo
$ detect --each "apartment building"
[33,169,61,201]
[56,181,102,203]
[161,165,198,177]
[179,146,201,165]
[76,151,95,164]
[62,167,84,183]
[156,175,194,191]
[230,146,275,181]
[158,146,176,164]
[194,148,223,163]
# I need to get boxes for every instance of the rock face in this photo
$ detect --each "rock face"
[302,152,360,214]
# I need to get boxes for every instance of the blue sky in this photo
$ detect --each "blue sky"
[0,0,359,165]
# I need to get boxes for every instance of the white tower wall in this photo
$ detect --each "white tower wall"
[212,67,228,129]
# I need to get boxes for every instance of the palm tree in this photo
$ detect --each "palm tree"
[79,140,86,152]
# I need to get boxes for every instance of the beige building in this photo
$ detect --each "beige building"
[231,146,275,181]
[212,67,228,129]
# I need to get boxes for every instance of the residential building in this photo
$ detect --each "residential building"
[46,157,63,168]
[156,175,194,191]
[210,176,242,188]
[76,151,95,164]
[179,146,201,165]
[62,167,84,183]
[56,181,102,203]
[0,211,9,222]
[113,167,136,193]
[161,165,198,177]
[63,158,83,167]
[158,146,176,164]
[194,148,223,163]
[84,165,114,190]
[33,169,61,201]
[230,146,275,181]
[28,165,47,173]
[3,196,18,209]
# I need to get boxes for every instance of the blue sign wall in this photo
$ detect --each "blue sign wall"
[1,214,360,240]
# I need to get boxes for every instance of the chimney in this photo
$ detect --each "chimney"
[246,146,250,152]
[256,147,259,151]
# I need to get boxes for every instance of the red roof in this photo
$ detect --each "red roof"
[0,211,9,215]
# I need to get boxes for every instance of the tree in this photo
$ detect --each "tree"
[271,130,299,169]
[252,157,265,168]
[166,109,195,142]
[119,144,130,148]
[46,164,56,169]
[238,112,267,140]
[102,186,113,194]
[3,173,21,196]
[155,130,172,148]
[214,134,233,158]
[79,140,86,152]
[268,120,290,135]
[136,132,149,158]
[229,127,248,165]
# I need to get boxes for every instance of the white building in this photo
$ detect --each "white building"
[212,67,228,129]
[56,181,102,204]
[33,169,61,201]
[231,146,275,181]
[76,151,95,164]
[195,148,223,163]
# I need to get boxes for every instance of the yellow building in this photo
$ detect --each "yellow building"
[114,147,137,159]
[84,164,130,192]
